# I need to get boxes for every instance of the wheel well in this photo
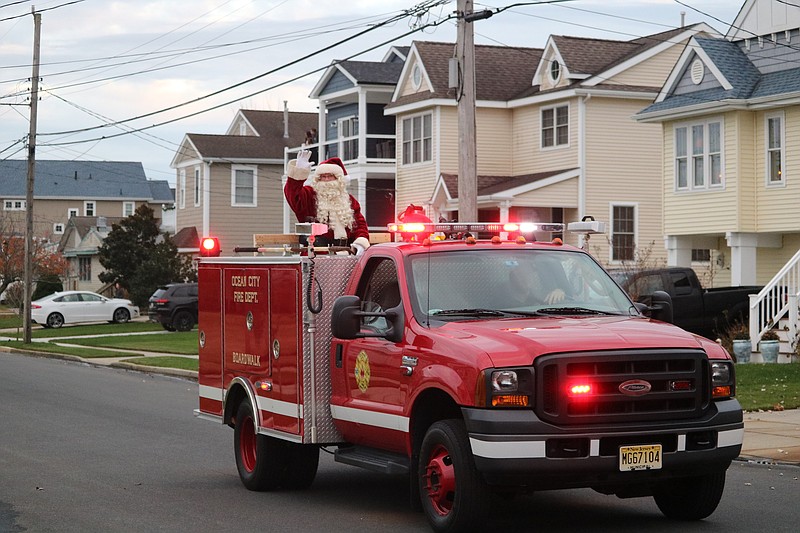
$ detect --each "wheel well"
[409,388,462,456]
[223,383,248,428]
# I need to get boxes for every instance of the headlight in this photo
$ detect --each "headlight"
[491,370,518,392]
[710,361,735,399]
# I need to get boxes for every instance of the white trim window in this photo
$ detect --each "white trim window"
[194,168,201,206]
[84,201,95,217]
[53,223,65,234]
[231,165,257,207]
[766,112,785,186]
[3,199,26,211]
[179,169,186,209]
[541,104,569,149]
[68,208,79,218]
[402,113,432,165]
[339,117,358,161]
[123,201,135,217]
[674,119,723,191]
[610,204,636,262]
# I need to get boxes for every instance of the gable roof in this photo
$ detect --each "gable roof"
[58,215,125,254]
[438,169,576,199]
[310,59,403,98]
[174,110,317,165]
[387,41,542,110]
[0,160,171,201]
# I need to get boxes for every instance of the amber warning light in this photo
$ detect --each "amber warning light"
[200,237,221,257]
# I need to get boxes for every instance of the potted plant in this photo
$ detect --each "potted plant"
[759,329,780,363]
[730,325,751,364]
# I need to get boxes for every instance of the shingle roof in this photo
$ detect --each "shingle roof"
[338,60,404,85]
[0,160,166,200]
[694,37,761,97]
[184,110,316,160]
[387,41,543,109]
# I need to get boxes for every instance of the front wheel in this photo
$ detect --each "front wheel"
[113,308,130,323]
[653,471,727,520]
[418,419,489,532]
[46,313,64,328]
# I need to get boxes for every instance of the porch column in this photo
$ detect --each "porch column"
[665,235,692,267]
[726,232,759,286]
[317,101,327,161]
[499,200,511,240]
[358,88,367,165]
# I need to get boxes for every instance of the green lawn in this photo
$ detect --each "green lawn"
[1,321,163,339]
[121,356,198,372]
[0,340,142,359]
[736,363,800,412]
[61,331,198,355]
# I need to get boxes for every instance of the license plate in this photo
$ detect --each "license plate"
[619,444,662,471]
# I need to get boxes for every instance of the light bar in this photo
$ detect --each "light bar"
[387,222,566,234]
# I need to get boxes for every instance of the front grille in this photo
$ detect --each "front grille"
[536,349,709,425]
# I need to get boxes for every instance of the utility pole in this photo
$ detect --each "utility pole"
[24,7,41,344]
[456,0,477,222]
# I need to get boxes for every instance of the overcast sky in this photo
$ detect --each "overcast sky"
[0,0,743,187]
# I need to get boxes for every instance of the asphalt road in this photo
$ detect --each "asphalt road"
[1,353,798,533]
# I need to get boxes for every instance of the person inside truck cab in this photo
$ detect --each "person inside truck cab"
[284,150,370,255]
[506,262,566,306]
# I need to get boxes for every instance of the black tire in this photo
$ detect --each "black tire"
[233,400,286,491]
[112,308,130,323]
[653,471,727,521]
[46,312,64,328]
[173,310,194,332]
[161,323,176,332]
[418,419,489,532]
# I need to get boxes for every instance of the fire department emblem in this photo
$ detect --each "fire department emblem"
[354,351,371,393]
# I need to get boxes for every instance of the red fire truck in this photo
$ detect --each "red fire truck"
[195,221,743,532]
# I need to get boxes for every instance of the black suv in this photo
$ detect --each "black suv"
[148,283,198,332]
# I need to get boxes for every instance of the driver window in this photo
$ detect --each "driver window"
[356,258,401,332]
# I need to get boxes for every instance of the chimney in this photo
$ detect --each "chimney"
[680,11,686,27]
[97,216,107,231]
[283,100,289,139]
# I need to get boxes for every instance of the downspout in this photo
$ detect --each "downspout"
[203,161,212,237]
[578,94,589,247]
[283,101,289,139]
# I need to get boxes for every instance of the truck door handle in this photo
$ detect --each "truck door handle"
[335,344,343,368]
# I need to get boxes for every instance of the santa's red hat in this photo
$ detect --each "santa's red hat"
[314,157,347,180]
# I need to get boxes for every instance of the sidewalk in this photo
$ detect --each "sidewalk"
[740,409,800,465]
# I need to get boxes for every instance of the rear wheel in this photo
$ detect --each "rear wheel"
[112,308,130,323]
[418,419,489,532]
[161,323,176,332]
[234,400,285,491]
[173,310,194,332]
[653,471,727,520]
[46,313,64,328]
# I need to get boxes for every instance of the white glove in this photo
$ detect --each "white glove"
[296,149,313,170]
[351,242,366,256]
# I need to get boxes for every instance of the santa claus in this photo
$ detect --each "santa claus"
[284,150,370,255]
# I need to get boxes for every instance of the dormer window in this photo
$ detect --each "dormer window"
[412,64,422,89]
[549,59,561,82]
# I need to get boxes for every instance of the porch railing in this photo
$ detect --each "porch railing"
[748,247,800,351]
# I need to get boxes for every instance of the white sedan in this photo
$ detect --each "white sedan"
[31,291,140,328]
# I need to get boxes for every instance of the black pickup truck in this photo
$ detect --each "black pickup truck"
[610,267,761,340]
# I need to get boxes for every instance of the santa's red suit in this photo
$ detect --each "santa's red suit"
[284,155,370,252]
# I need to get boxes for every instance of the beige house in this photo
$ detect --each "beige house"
[636,0,800,353]
[58,216,124,292]
[384,25,715,266]
[171,108,317,250]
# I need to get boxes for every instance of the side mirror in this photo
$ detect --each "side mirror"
[649,290,673,324]
[331,295,405,343]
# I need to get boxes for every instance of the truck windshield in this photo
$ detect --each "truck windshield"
[408,249,635,321]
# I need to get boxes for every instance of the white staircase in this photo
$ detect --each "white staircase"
[748,248,800,361]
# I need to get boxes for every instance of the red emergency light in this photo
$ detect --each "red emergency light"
[568,383,593,396]
[199,237,221,257]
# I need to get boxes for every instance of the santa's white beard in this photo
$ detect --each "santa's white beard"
[313,179,354,239]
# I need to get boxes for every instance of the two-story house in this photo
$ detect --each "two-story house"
[171,107,317,249]
[381,25,715,266]
[0,160,172,244]
[635,0,800,350]
[296,46,409,231]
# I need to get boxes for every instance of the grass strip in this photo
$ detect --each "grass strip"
[121,356,198,372]
[1,340,142,359]
[1,321,164,339]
